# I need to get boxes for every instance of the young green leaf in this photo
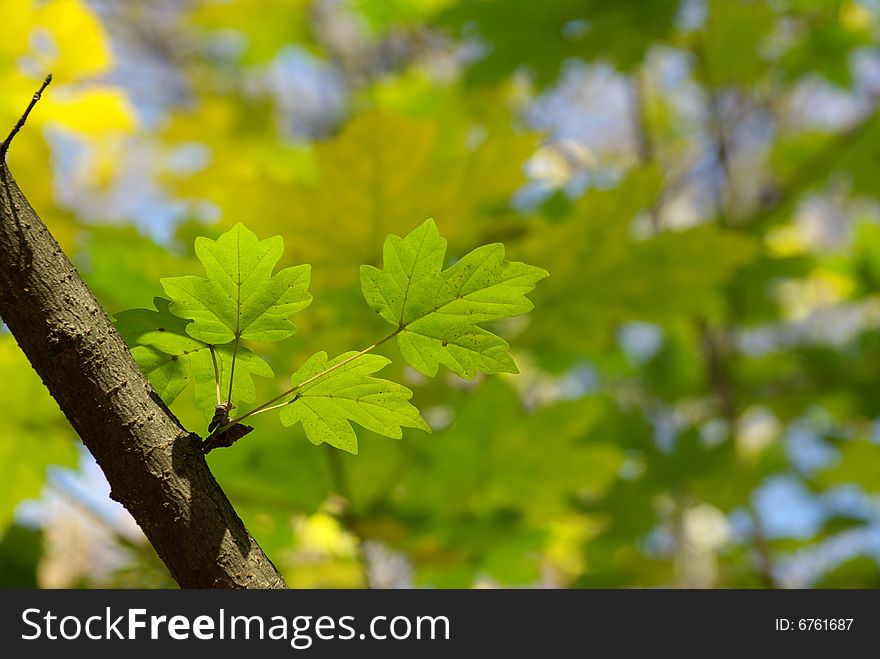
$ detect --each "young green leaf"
[126,344,197,406]
[115,297,273,419]
[360,218,548,379]
[161,223,312,344]
[115,296,202,356]
[278,351,430,454]
[115,297,209,403]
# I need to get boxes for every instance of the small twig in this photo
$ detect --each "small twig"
[747,102,880,232]
[627,68,661,232]
[700,321,737,426]
[0,74,52,160]
[693,35,733,224]
[628,70,654,165]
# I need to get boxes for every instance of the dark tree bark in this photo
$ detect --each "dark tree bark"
[0,159,287,589]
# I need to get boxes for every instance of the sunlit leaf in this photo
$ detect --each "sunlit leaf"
[362,218,548,378]
[162,223,312,343]
[279,352,430,453]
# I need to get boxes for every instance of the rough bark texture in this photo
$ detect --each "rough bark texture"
[0,161,287,589]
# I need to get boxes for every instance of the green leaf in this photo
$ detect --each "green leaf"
[435,0,679,86]
[361,218,548,378]
[697,0,777,87]
[0,524,43,588]
[116,296,204,358]
[813,556,880,589]
[229,112,539,295]
[522,169,758,360]
[127,345,196,405]
[115,297,273,419]
[161,223,312,344]
[389,379,627,522]
[187,0,314,64]
[814,440,880,494]
[279,352,430,454]
[779,1,871,88]
[354,0,453,31]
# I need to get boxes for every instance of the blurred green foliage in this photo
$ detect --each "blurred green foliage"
[3,0,880,589]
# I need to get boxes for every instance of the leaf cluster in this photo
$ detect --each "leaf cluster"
[117,220,547,453]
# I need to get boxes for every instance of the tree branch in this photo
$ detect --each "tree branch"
[627,68,661,232]
[0,95,286,588]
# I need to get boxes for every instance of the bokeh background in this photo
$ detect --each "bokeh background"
[3,0,880,589]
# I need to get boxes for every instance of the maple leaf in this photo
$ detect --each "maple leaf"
[278,352,430,454]
[360,218,548,379]
[161,223,312,344]
[115,297,273,419]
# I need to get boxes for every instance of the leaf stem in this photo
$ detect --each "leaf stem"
[220,327,402,429]
[246,398,298,416]
[209,345,222,406]
[226,335,239,404]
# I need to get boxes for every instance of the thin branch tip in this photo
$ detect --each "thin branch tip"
[0,73,53,159]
